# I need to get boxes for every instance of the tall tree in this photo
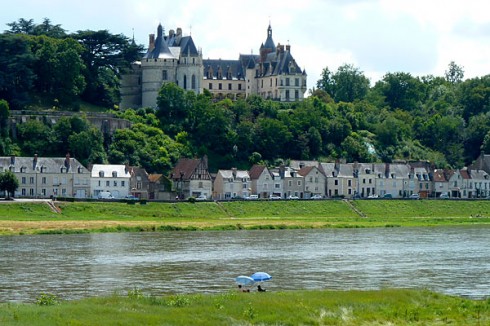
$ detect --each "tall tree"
[73,30,143,107]
[0,170,19,199]
[375,72,426,111]
[316,64,370,102]
[445,61,464,85]
[0,34,35,109]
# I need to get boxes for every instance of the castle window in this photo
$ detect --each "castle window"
[286,90,290,100]
[183,75,187,89]
[238,84,242,90]
[286,78,290,86]
[295,90,299,99]
[192,75,196,89]
[228,83,232,90]
[261,80,263,88]
[295,78,299,86]
[217,66,223,79]
[209,83,212,90]
[270,79,272,86]
[193,58,195,64]
[162,70,167,80]
[276,78,278,86]
[219,83,222,90]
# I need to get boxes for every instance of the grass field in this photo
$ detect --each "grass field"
[0,289,488,325]
[0,199,489,235]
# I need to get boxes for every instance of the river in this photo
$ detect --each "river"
[0,226,488,302]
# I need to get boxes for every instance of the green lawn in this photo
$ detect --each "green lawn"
[0,289,487,325]
[0,199,489,235]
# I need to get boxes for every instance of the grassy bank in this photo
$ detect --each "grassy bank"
[0,199,489,235]
[0,289,488,325]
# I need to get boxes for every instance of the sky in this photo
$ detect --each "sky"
[2,0,489,91]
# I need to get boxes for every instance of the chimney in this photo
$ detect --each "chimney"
[33,154,38,170]
[149,33,155,52]
[64,153,70,171]
[279,165,285,179]
[286,44,291,51]
[232,168,237,179]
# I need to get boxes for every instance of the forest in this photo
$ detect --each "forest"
[0,18,489,174]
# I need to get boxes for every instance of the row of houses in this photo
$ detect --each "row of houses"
[3,154,490,200]
[170,155,490,200]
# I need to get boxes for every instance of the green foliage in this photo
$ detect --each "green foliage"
[0,170,19,199]
[35,292,60,306]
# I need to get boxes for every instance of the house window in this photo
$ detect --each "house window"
[30,177,34,184]
[137,182,142,189]
[198,181,203,188]
[106,181,110,187]
[121,181,125,187]
[98,180,101,186]
[275,184,280,189]
[99,171,104,177]
[54,177,58,185]
[42,177,46,184]
[114,181,118,187]
[41,189,46,196]
[297,181,301,186]
[29,189,34,196]
[112,171,117,177]
[22,189,26,196]
[288,180,292,187]
[21,177,26,184]
[61,177,67,185]
[348,180,352,187]
[334,180,339,186]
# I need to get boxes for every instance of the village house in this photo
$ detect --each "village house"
[249,164,274,198]
[298,165,326,199]
[468,169,490,198]
[320,162,357,198]
[213,168,251,200]
[129,166,150,200]
[432,169,450,198]
[90,164,131,199]
[169,156,212,199]
[0,154,90,199]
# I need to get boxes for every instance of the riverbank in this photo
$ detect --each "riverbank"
[0,199,489,235]
[0,289,487,325]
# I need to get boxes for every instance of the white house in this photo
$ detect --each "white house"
[90,164,131,199]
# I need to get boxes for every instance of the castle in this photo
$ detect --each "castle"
[120,23,307,109]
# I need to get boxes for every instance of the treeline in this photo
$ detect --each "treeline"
[1,18,490,174]
[0,18,142,110]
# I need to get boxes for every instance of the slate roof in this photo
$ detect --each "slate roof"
[218,169,250,180]
[203,59,244,80]
[143,24,199,59]
[0,155,87,173]
[91,164,131,178]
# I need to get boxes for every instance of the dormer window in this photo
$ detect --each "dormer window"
[99,171,105,178]
[112,171,118,178]
[60,167,66,173]
[20,166,27,173]
[391,173,395,178]
[365,169,371,174]
[78,166,83,173]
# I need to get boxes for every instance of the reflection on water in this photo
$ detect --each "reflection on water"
[0,226,489,302]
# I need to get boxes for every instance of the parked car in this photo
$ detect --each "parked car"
[246,195,259,200]
[269,195,282,200]
[382,194,393,199]
[124,195,138,200]
[409,193,420,199]
[367,194,379,199]
[97,191,114,200]
[311,194,323,200]
[287,195,300,200]
[439,193,449,199]
[195,194,207,201]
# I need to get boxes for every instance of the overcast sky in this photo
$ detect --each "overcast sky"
[2,0,489,90]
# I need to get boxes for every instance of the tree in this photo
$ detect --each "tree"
[73,30,143,107]
[445,61,464,84]
[69,127,107,167]
[156,83,196,136]
[0,34,35,109]
[0,170,19,199]
[316,64,370,102]
[375,72,425,111]
[0,99,10,138]
[5,18,35,34]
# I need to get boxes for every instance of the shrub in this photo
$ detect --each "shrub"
[36,292,60,306]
